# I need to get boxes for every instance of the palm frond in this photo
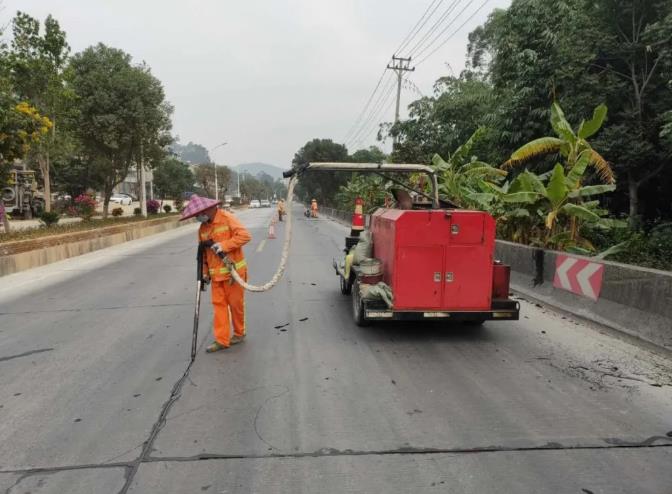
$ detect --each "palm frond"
[589,150,615,184]
[503,137,564,169]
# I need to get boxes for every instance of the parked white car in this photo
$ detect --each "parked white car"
[110,193,133,205]
[261,199,271,208]
[249,200,261,208]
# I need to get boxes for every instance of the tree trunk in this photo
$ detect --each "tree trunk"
[628,171,640,228]
[103,183,112,219]
[1,208,9,233]
[42,151,52,213]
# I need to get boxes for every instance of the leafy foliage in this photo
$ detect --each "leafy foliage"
[39,210,60,227]
[146,199,160,215]
[153,157,194,200]
[291,139,349,206]
[67,43,172,218]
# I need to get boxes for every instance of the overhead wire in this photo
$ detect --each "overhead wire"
[413,0,477,61]
[343,67,388,143]
[347,72,396,148]
[345,0,487,150]
[394,0,445,56]
[353,92,397,149]
[351,80,397,149]
[403,0,462,58]
[415,0,490,66]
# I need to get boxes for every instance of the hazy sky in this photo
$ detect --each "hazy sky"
[8,0,511,168]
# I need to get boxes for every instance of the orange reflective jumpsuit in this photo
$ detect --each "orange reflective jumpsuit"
[311,200,318,218]
[199,209,252,347]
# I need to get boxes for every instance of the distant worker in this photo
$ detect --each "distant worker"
[277,199,285,222]
[180,195,252,353]
[311,198,318,218]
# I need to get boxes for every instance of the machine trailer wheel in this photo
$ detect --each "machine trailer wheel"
[340,274,352,295]
[351,279,370,327]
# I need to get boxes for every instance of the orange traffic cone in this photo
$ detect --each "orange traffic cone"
[351,197,365,237]
[268,223,276,239]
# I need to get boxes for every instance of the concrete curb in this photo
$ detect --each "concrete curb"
[0,217,189,277]
[320,208,672,351]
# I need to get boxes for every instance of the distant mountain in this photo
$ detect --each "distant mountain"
[234,162,287,180]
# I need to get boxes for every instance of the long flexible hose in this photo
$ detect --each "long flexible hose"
[222,176,297,292]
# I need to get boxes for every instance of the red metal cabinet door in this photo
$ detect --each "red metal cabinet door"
[448,212,485,245]
[394,246,443,309]
[443,245,493,310]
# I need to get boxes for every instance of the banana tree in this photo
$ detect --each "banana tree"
[504,102,615,185]
[431,128,507,208]
[504,163,616,250]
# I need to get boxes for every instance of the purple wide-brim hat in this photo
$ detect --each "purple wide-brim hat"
[179,195,222,221]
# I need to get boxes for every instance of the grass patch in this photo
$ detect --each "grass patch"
[1,214,179,244]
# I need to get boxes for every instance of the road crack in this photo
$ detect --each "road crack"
[0,348,53,363]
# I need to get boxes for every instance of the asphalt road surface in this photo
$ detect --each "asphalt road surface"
[1,206,671,494]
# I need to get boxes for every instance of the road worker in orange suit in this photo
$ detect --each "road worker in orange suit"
[180,195,251,353]
[310,198,318,218]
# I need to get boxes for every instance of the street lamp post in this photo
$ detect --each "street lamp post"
[210,142,227,201]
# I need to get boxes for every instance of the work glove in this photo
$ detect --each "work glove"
[201,275,210,291]
[211,242,224,257]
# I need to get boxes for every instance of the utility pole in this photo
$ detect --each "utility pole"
[140,142,147,217]
[210,142,227,201]
[387,56,415,124]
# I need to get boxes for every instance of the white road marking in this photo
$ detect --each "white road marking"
[256,239,267,253]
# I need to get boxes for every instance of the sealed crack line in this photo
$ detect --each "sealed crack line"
[145,437,672,464]
[0,348,53,363]
[2,438,671,481]
[3,466,130,494]
[117,336,207,494]
[0,461,130,476]
[0,303,193,316]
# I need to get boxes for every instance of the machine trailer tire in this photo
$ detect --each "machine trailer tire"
[340,274,352,295]
[351,279,370,327]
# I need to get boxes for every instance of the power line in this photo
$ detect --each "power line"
[343,67,388,143]
[403,0,462,57]
[413,0,478,61]
[349,78,397,149]
[415,0,490,66]
[394,0,445,56]
[352,84,397,149]
[348,76,396,148]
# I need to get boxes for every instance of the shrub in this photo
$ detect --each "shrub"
[147,199,160,214]
[39,211,60,227]
[73,194,97,220]
[585,222,672,271]
[163,204,172,213]
[174,197,184,211]
[111,207,124,217]
[133,207,142,216]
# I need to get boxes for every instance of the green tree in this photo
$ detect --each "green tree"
[588,0,672,225]
[9,11,71,212]
[171,141,210,164]
[68,44,172,217]
[153,156,194,201]
[291,138,349,206]
[388,74,496,164]
[193,163,231,198]
[350,145,387,163]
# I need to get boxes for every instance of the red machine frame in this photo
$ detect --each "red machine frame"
[287,162,520,326]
